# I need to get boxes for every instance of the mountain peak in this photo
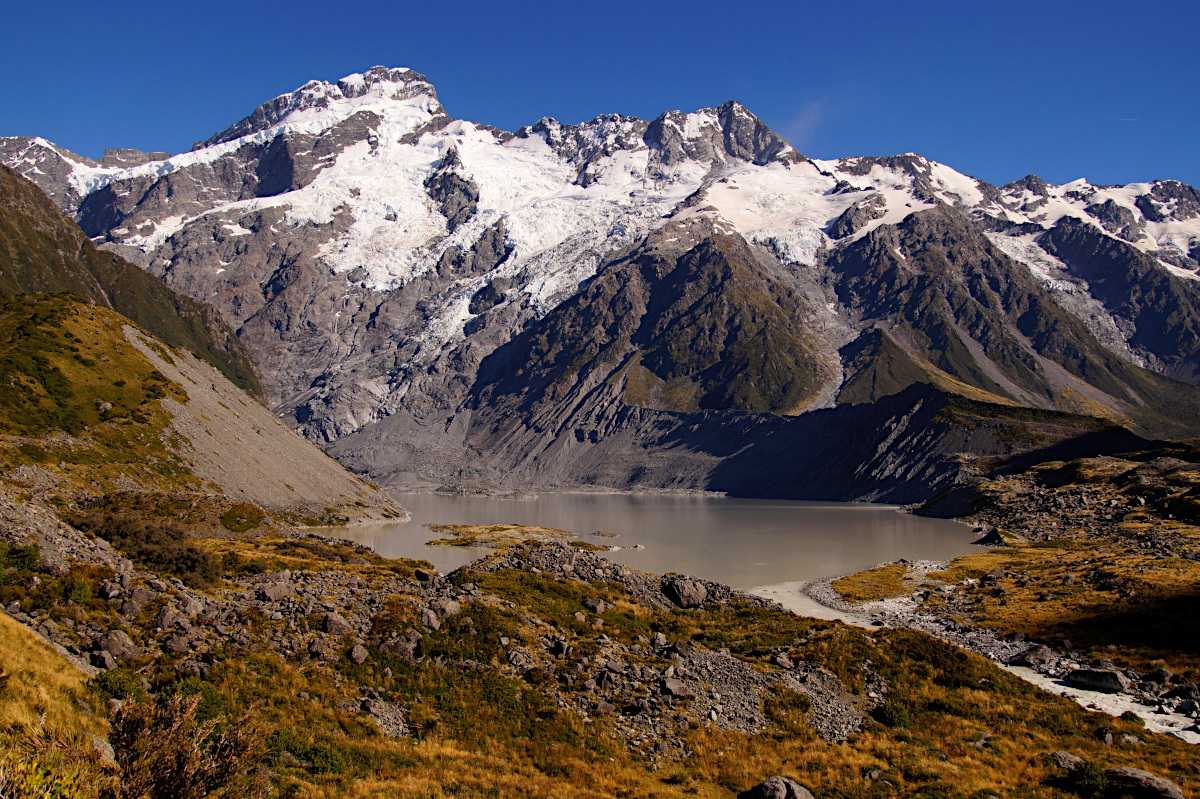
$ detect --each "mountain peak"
[201,65,440,148]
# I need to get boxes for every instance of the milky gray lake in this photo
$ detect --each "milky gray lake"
[321,492,978,591]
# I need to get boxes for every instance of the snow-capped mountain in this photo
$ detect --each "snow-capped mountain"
[6,66,1200,498]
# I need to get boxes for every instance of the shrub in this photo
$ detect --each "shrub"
[1,543,41,572]
[170,677,225,724]
[102,694,267,799]
[1071,761,1108,798]
[308,744,346,776]
[219,504,263,534]
[67,512,220,588]
[876,696,912,728]
[61,573,92,604]
[92,669,146,701]
[0,751,82,799]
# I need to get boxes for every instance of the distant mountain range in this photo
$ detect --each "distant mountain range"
[6,65,1200,500]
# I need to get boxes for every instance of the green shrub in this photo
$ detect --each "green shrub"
[1071,761,1108,797]
[170,677,225,723]
[60,573,92,604]
[308,743,346,775]
[1119,710,1145,727]
[876,696,911,728]
[91,668,145,701]
[219,503,264,533]
[1,542,41,572]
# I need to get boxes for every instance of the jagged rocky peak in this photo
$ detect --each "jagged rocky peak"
[0,137,98,211]
[1003,174,1052,198]
[201,65,442,148]
[518,99,803,181]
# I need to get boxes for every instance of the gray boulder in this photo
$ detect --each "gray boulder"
[1050,750,1082,770]
[349,644,369,664]
[420,607,441,631]
[1068,668,1131,693]
[380,630,422,661]
[257,583,296,602]
[155,605,188,630]
[663,578,708,608]
[323,612,355,636]
[1103,767,1185,799]
[662,678,693,698]
[98,630,138,660]
[428,598,461,617]
[1010,644,1055,667]
[737,776,816,799]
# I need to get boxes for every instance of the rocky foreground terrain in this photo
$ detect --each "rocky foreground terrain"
[3,489,1198,798]
[817,449,1200,756]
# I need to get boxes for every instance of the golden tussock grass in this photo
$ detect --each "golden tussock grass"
[0,612,105,738]
[831,563,912,603]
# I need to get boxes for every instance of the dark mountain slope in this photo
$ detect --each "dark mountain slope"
[1041,216,1200,384]
[828,206,1200,438]
[472,217,833,419]
[0,165,264,400]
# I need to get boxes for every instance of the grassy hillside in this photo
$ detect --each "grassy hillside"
[0,165,263,401]
[0,294,196,492]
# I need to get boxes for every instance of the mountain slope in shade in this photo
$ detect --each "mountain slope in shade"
[0,165,264,401]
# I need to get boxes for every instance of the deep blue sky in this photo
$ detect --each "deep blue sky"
[3,0,1197,188]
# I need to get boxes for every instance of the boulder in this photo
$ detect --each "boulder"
[583,597,610,613]
[179,595,206,617]
[1010,645,1055,667]
[428,598,461,617]
[663,578,708,608]
[163,635,192,654]
[155,605,188,630]
[1067,668,1131,693]
[1144,667,1173,684]
[257,583,296,602]
[323,612,355,636]
[350,644,369,664]
[662,678,693,698]
[737,776,816,799]
[420,607,441,631]
[1103,767,1185,799]
[98,630,138,660]
[380,630,422,661]
[1050,751,1082,770]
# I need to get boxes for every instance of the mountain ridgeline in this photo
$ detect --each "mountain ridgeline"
[6,66,1200,500]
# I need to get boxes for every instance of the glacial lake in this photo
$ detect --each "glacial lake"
[320,492,979,594]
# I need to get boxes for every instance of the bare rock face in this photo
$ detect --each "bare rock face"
[827,192,886,239]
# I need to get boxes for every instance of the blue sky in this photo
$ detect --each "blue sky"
[3,0,1197,188]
